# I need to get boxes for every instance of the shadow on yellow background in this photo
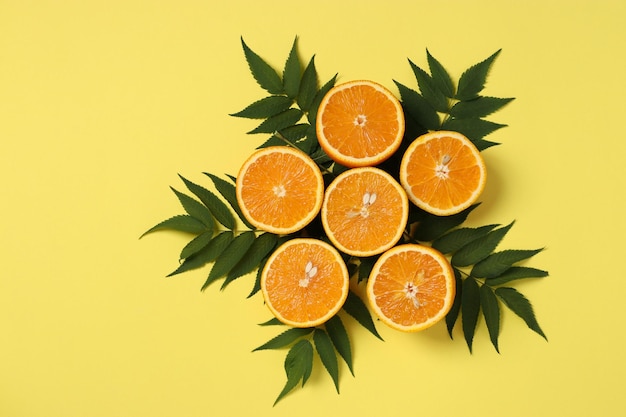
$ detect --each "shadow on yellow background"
[1,1,625,416]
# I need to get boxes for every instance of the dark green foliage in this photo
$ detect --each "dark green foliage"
[142,39,549,405]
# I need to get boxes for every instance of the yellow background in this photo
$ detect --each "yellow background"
[2,1,625,416]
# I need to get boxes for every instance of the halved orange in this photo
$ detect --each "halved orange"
[366,244,455,332]
[321,167,409,257]
[316,80,405,167]
[236,146,324,234]
[399,130,486,216]
[261,238,350,328]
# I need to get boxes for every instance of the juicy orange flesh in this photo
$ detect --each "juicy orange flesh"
[372,250,448,327]
[325,171,406,254]
[320,84,401,159]
[239,152,320,230]
[264,242,346,324]
[405,136,482,210]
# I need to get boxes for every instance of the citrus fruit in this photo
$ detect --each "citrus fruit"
[366,244,455,332]
[316,80,405,167]
[236,146,324,234]
[261,238,350,328]
[399,130,486,216]
[321,167,409,257]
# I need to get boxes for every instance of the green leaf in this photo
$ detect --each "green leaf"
[167,231,234,277]
[201,231,256,290]
[495,287,547,340]
[409,59,448,113]
[470,138,501,152]
[258,317,284,326]
[486,266,549,286]
[357,256,377,283]
[178,175,236,230]
[461,277,481,353]
[247,257,268,298]
[432,224,498,254]
[204,173,253,229]
[440,117,506,146]
[342,290,383,340]
[230,95,293,119]
[253,327,314,351]
[223,232,278,287]
[394,81,440,131]
[248,108,304,134]
[274,339,314,406]
[179,230,214,260]
[140,215,208,238]
[426,49,455,98]
[307,74,337,124]
[170,187,214,228]
[296,56,319,112]
[445,268,463,338]
[325,315,354,375]
[479,283,500,352]
[412,204,479,242]
[452,221,514,267]
[313,329,340,393]
[283,37,302,99]
[455,49,501,101]
[449,96,514,119]
[471,248,544,279]
[241,37,283,95]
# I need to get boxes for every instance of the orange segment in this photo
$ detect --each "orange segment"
[316,80,405,167]
[261,238,349,327]
[236,146,324,234]
[321,167,409,257]
[400,131,486,216]
[366,244,455,332]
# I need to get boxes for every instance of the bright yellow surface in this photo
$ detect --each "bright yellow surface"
[1,1,625,416]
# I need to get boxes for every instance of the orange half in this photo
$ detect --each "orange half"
[321,167,409,257]
[399,131,486,216]
[366,244,455,332]
[236,146,324,234]
[316,80,405,167]
[261,238,349,327]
